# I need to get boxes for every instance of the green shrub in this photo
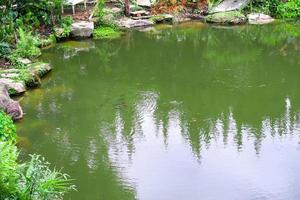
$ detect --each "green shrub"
[14,28,41,59]
[0,111,17,142]
[277,0,300,18]
[93,27,122,39]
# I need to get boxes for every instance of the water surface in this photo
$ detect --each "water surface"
[17,21,300,200]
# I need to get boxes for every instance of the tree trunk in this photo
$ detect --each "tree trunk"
[124,0,130,17]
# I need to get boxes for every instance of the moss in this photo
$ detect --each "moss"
[93,27,122,39]
[206,11,247,25]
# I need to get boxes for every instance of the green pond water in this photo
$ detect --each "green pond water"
[17,21,300,200]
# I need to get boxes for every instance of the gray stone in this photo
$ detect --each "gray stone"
[117,17,154,28]
[0,84,23,120]
[211,0,250,13]
[0,78,26,95]
[71,21,94,38]
[247,13,275,25]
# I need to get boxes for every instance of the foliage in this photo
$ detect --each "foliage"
[0,142,19,199]
[277,0,300,18]
[0,42,11,57]
[14,28,41,59]
[17,155,76,200]
[247,0,300,18]
[0,111,16,142]
[54,16,74,39]
[95,0,106,20]
[0,0,63,43]
[93,27,122,39]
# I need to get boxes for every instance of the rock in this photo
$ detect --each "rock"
[173,16,191,24]
[206,11,247,25]
[137,0,155,7]
[0,84,23,120]
[247,13,275,25]
[151,14,174,23]
[28,62,52,78]
[19,58,32,65]
[0,78,26,95]
[71,21,94,38]
[211,0,250,13]
[54,27,66,39]
[117,17,154,28]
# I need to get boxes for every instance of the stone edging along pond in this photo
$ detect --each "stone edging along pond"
[0,62,52,121]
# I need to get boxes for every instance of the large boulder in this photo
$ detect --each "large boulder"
[28,62,52,78]
[206,11,247,25]
[0,78,26,95]
[0,84,23,120]
[210,0,250,13]
[71,21,94,38]
[117,17,154,28]
[247,13,275,25]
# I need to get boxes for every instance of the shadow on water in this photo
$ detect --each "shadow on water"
[17,21,300,200]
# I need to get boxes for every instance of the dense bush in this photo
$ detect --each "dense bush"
[248,0,300,18]
[0,0,63,43]
[277,0,300,18]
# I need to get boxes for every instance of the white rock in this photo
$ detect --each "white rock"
[247,13,275,25]
[71,21,94,38]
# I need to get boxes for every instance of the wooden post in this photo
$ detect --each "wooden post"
[124,0,130,17]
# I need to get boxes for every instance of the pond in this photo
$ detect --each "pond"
[17,21,300,200]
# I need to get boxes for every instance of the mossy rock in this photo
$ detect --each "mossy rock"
[205,11,247,25]
[93,27,122,39]
[28,62,52,78]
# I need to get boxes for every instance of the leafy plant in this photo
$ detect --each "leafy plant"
[277,0,300,18]
[55,16,74,39]
[0,111,16,142]
[18,155,76,200]
[0,141,19,198]
[14,28,41,58]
